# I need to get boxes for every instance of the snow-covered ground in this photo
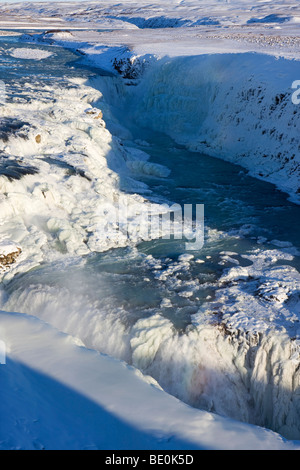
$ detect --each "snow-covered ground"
[3,309,298,450]
[0,72,172,281]
[7,1,299,202]
[1,0,300,33]
[0,0,300,451]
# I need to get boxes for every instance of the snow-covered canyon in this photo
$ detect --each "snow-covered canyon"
[0,0,300,450]
[90,51,300,204]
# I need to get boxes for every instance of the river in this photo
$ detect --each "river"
[1,32,300,439]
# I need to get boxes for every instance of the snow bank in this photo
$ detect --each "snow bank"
[0,310,297,450]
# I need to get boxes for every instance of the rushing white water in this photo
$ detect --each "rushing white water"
[1,35,300,442]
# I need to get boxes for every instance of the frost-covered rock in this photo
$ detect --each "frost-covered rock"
[0,240,21,269]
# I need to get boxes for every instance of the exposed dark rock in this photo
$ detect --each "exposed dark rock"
[0,157,38,181]
[0,118,32,142]
[0,246,21,269]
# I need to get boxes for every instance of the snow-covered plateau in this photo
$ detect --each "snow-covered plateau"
[0,0,300,451]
